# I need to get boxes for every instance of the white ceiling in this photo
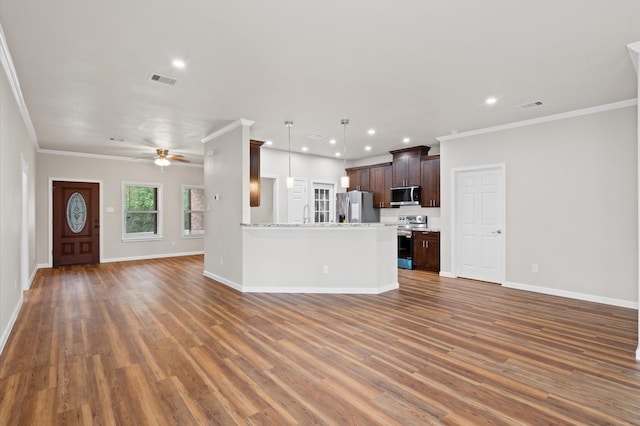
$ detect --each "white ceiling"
[1,0,639,164]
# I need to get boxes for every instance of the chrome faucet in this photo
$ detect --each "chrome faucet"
[302,204,311,224]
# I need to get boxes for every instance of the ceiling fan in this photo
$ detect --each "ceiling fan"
[152,148,190,167]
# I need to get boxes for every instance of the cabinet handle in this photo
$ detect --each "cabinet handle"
[426,241,429,248]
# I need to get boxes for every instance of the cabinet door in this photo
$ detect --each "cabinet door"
[370,164,393,208]
[347,169,359,192]
[421,156,440,207]
[425,236,440,272]
[413,237,428,270]
[392,154,409,187]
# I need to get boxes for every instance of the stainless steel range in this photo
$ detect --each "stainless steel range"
[397,215,427,269]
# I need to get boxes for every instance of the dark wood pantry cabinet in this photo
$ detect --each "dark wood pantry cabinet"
[390,146,430,187]
[413,230,440,272]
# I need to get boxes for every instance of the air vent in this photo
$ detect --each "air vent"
[149,73,178,85]
[518,100,544,110]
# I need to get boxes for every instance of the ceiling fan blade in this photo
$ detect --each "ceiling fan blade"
[169,156,190,163]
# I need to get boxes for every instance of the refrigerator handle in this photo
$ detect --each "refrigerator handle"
[346,194,351,223]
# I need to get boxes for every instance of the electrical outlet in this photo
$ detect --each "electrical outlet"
[531,264,539,273]
[322,265,329,274]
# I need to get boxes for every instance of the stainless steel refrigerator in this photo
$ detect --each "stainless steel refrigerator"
[336,190,380,223]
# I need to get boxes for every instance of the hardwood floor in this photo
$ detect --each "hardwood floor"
[1,255,638,425]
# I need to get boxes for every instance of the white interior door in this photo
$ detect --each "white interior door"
[454,166,505,283]
[287,178,307,223]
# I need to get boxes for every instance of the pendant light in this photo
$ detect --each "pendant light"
[285,120,294,188]
[340,118,350,188]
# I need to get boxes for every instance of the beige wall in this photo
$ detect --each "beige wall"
[35,153,204,265]
[440,106,638,304]
[0,55,37,352]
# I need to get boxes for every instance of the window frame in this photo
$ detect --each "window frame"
[182,185,205,238]
[122,182,163,241]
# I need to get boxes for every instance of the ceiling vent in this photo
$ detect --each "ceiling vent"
[308,134,326,140]
[149,73,178,86]
[518,100,544,110]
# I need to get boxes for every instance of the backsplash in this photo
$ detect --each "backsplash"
[380,205,440,228]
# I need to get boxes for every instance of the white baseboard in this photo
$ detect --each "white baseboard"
[242,282,399,294]
[0,293,23,356]
[503,281,638,309]
[203,270,242,292]
[203,270,399,294]
[439,271,457,278]
[102,251,204,264]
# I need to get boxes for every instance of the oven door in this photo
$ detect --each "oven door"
[397,232,413,269]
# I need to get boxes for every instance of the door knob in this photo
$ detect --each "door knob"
[492,230,502,234]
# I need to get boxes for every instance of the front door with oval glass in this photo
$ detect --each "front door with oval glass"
[53,181,100,266]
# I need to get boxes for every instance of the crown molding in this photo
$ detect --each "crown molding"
[201,118,255,143]
[437,98,638,143]
[0,23,39,149]
[628,41,640,73]
[37,149,204,167]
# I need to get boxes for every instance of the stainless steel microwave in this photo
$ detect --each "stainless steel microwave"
[390,186,421,206]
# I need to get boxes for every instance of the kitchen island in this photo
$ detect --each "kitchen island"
[239,223,398,294]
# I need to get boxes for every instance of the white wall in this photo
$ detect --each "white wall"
[0,50,37,353]
[260,148,346,222]
[440,106,638,304]
[203,123,250,287]
[35,153,204,265]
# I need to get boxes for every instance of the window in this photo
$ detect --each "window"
[183,186,205,237]
[123,183,162,240]
[313,183,334,223]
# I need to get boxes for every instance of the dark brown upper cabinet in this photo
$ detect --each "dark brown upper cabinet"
[420,155,440,208]
[390,146,430,187]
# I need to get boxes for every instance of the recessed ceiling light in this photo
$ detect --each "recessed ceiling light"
[172,59,186,69]
[335,152,341,157]
[367,129,376,135]
[265,140,273,145]
[364,146,372,151]
[329,139,336,145]
[402,137,410,143]
[301,146,308,152]
[485,96,497,105]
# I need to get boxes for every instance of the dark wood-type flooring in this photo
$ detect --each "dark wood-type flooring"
[0,255,638,425]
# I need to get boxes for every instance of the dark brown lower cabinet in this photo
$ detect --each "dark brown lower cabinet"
[413,231,440,272]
